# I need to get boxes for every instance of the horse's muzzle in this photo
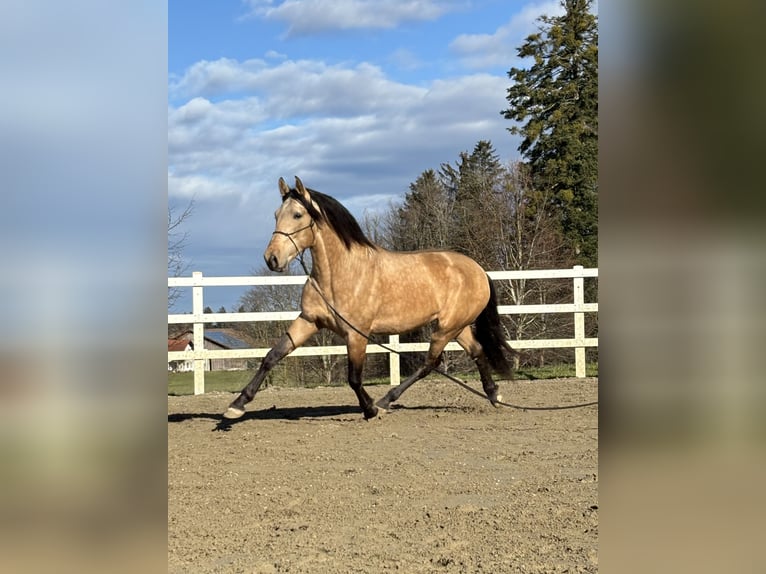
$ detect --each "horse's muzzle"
[265,246,294,272]
[265,253,283,272]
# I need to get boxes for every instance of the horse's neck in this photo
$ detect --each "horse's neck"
[309,230,367,293]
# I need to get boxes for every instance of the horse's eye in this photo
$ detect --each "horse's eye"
[293,212,303,220]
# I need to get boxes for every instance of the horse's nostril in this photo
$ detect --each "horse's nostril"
[268,255,279,270]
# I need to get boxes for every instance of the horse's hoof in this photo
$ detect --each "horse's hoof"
[375,398,391,411]
[223,406,246,419]
[364,405,387,420]
[491,394,503,407]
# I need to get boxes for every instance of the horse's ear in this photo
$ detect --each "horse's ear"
[294,176,310,201]
[278,177,290,197]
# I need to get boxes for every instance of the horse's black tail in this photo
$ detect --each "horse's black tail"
[474,277,516,378]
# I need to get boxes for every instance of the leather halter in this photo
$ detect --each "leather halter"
[271,218,315,265]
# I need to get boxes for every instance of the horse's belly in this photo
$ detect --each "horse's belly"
[368,292,439,334]
[370,313,437,335]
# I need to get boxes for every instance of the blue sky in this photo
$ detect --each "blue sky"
[169,0,579,312]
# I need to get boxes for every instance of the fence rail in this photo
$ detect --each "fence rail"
[168,266,598,394]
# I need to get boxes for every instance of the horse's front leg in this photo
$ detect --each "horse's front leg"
[223,316,318,419]
[346,333,378,420]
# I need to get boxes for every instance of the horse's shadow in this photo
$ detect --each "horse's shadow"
[168,403,466,431]
[170,403,382,431]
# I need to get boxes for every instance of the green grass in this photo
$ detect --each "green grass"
[168,370,253,395]
[168,362,598,396]
[516,361,599,380]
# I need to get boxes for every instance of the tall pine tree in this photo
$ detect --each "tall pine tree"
[502,0,598,266]
[441,141,506,268]
[390,169,452,251]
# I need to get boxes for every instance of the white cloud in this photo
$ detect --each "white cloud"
[169,96,269,154]
[170,58,425,114]
[168,173,244,200]
[168,56,521,269]
[242,0,460,35]
[450,0,564,69]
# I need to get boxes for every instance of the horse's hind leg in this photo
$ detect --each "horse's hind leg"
[376,330,454,410]
[375,364,432,411]
[456,326,502,406]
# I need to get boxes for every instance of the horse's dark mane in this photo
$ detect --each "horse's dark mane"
[284,188,376,251]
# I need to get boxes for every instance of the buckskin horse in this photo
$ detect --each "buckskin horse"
[223,176,515,420]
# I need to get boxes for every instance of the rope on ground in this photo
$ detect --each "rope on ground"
[433,367,598,411]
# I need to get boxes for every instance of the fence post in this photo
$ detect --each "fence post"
[192,271,206,394]
[573,265,586,378]
[388,334,400,386]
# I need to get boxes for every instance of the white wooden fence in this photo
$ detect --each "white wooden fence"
[168,266,598,394]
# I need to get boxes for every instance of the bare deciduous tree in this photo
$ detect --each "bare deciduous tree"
[168,200,194,310]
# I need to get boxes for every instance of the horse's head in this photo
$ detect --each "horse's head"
[264,176,319,272]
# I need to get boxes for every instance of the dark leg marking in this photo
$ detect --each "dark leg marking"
[375,364,434,410]
[476,355,501,405]
[348,356,378,419]
[223,334,294,418]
